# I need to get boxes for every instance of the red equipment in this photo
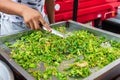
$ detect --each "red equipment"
[54,0,120,26]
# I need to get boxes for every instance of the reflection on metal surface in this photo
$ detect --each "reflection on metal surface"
[0,60,14,80]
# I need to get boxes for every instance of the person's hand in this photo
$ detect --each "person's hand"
[22,7,52,32]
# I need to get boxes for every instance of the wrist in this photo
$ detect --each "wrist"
[20,5,30,17]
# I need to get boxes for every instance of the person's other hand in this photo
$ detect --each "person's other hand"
[22,8,52,32]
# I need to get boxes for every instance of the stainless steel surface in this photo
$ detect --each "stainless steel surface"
[0,60,14,80]
[51,28,67,38]
[43,27,67,38]
[0,20,120,80]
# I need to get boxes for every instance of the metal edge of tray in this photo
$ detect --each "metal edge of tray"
[0,48,35,80]
[68,20,120,42]
[83,59,120,80]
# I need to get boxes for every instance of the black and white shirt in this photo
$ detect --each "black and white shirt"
[1,0,45,22]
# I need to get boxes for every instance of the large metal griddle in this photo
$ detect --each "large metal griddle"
[0,20,120,80]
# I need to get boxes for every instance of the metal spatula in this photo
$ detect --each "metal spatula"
[42,27,67,38]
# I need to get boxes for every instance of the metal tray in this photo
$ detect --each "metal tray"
[0,20,120,80]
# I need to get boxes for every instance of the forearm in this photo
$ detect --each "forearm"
[45,0,55,24]
[0,0,31,17]
[0,0,52,31]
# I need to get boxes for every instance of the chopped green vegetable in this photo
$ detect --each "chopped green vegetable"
[5,27,120,80]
